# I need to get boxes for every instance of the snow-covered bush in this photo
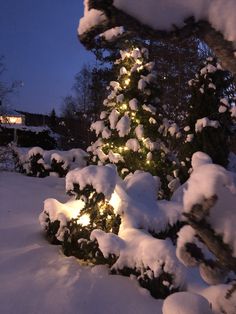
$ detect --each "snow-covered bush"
[26,147,50,177]
[13,146,88,177]
[40,152,236,305]
[40,164,185,298]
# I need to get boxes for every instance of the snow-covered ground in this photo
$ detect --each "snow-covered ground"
[0,171,162,314]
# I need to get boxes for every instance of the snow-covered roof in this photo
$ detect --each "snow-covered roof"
[0,109,25,117]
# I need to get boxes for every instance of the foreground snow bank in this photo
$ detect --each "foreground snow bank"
[0,172,162,314]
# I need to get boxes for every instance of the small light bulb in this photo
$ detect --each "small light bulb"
[124,78,130,86]
[121,104,127,110]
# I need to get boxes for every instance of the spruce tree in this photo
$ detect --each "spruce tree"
[88,45,179,197]
[179,57,235,180]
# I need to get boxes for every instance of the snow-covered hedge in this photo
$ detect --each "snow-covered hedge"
[13,146,88,177]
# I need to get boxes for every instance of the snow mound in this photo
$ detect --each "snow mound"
[184,153,236,256]
[66,165,118,199]
[162,291,212,314]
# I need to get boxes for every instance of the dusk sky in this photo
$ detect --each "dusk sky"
[0,0,95,114]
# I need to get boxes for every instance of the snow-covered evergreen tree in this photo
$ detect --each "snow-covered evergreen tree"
[178,57,235,180]
[88,45,180,197]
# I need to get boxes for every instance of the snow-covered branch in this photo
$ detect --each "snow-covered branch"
[79,0,236,79]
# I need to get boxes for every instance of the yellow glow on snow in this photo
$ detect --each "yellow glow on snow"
[109,191,121,211]
[77,214,90,226]
[66,200,85,219]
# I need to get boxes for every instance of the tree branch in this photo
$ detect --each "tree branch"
[184,195,236,273]
[79,0,236,80]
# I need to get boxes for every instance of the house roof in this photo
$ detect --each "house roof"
[0,109,25,117]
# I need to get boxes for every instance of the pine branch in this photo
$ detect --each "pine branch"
[80,1,236,81]
[184,195,236,272]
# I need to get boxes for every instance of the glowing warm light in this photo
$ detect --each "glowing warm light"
[137,66,144,72]
[124,78,130,86]
[66,199,85,219]
[146,160,150,164]
[136,59,142,65]
[121,104,127,110]
[131,112,136,117]
[109,191,121,212]
[135,119,140,123]
[0,116,23,124]
[118,147,123,152]
[77,214,90,226]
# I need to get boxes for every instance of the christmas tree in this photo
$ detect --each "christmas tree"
[88,45,180,197]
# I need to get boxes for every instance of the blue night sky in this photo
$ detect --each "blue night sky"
[0,0,95,114]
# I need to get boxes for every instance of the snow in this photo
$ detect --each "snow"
[195,117,220,132]
[92,227,186,290]
[183,153,236,256]
[135,125,144,139]
[90,120,105,136]
[191,151,212,170]
[109,109,120,129]
[138,79,147,91]
[79,0,236,46]
[14,147,88,175]
[3,154,236,312]
[125,138,140,152]
[100,26,124,41]
[66,165,118,199]
[78,0,106,35]
[162,292,212,314]
[142,104,156,115]
[116,115,131,137]
[129,98,138,111]
[0,171,162,314]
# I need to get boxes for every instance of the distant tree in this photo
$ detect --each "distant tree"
[0,56,22,107]
[73,64,93,112]
[60,95,77,119]
[49,108,57,128]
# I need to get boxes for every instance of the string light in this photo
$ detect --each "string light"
[124,78,130,86]
[137,66,144,72]
[121,104,128,110]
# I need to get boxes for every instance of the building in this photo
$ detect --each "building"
[0,109,25,125]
